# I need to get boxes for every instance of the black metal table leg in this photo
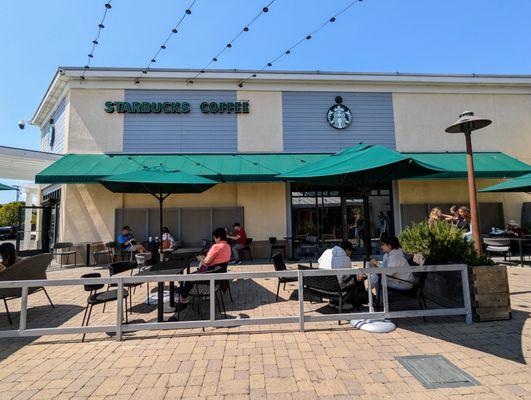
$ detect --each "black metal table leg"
[157,282,164,322]
[169,281,175,307]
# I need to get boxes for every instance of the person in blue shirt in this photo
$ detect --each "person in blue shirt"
[118,226,147,253]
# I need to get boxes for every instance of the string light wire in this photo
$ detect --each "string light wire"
[187,0,276,84]
[81,1,113,79]
[237,0,363,87]
[135,0,198,84]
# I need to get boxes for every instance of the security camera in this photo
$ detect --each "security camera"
[18,120,26,130]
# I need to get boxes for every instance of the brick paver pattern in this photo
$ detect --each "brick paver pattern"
[0,261,529,399]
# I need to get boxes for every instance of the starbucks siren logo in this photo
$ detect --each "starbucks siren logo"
[327,96,352,129]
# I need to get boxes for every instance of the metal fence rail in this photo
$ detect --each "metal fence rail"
[0,264,472,340]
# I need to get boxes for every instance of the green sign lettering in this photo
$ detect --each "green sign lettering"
[105,100,249,114]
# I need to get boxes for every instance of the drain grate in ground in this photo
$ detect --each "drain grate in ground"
[396,355,480,389]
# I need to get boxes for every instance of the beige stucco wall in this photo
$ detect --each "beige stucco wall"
[60,184,123,243]
[122,184,238,208]
[236,182,287,240]
[393,93,531,165]
[61,182,287,244]
[66,89,124,153]
[397,179,530,225]
[237,90,283,152]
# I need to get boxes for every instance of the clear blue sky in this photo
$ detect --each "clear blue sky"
[0,0,530,203]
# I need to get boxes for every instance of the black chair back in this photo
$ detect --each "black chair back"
[81,273,104,292]
[303,275,341,293]
[245,238,253,246]
[108,261,137,276]
[269,237,277,245]
[206,262,228,273]
[305,236,318,244]
[272,252,287,272]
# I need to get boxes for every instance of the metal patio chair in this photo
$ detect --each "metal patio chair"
[0,253,54,325]
[238,238,254,263]
[269,237,286,260]
[52,242,77,267]
[80,272,129,342]
[483,238,511,262]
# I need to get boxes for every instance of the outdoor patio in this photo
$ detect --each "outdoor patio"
[0,260,529,399]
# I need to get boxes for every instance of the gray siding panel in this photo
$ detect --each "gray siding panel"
[282,91,395,152]
[124,89,237,153]
[41,97,66,153]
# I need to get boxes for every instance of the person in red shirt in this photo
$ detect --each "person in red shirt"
[175,227,231,304]
[227,222,247,265]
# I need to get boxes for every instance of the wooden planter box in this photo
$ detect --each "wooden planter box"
[422,264,511,322]
[469,265,511,322]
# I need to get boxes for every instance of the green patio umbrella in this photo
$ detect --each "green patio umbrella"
[98,168,217,254]
[279,144,443,186]
[479,173,531,193]
[0,183,16,191]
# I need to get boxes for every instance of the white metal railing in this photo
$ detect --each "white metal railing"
[0,264,472,340]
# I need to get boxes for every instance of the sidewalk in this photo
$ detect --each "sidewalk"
[0,263,529,399]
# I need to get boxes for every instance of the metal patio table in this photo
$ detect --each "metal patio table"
[137,260,188,322]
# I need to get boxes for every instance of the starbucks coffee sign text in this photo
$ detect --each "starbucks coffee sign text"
[104,101,249,114]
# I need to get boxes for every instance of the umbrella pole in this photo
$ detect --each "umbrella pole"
[159,190,164,259]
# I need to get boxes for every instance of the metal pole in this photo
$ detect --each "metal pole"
[116,279,123,341]
[464,131,482,254]
[298,270,305,332]
[209,278,216,323]
[381,272,389,317]
[367,271,374,313]
[159,192,164,259]
[20,287,28,331]
[460,267,473,324]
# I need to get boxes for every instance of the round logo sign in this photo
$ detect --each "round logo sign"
[327,99,352,129]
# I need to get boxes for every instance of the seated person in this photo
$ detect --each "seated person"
[161,226,177,251]
[175,227,231,304]
[0,242,21,272]
[369,236,416,291]
[505,220,524,238]
[318,240,354,289]
[118,226,147,253]
[226,222,247,265]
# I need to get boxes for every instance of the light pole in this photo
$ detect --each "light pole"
[445,111,492,255]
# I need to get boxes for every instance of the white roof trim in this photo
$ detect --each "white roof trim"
[0,146,61,181]
[32,67,531,128]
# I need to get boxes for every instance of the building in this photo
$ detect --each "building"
[32,68,531,258]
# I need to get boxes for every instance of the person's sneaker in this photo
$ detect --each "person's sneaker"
[234,259,242,265]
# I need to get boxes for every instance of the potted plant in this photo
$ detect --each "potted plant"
[399,221,510,321]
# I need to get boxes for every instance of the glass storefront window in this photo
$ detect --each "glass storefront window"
[291,184,393,255]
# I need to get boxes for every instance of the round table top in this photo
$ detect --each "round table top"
[137,261,187,276]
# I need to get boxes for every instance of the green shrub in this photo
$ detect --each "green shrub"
[399,220,493,266]
[0,202,23,227]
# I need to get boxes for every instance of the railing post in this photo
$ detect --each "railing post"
[19,287,28,331]
[381,271,390,317]
[209,278,216,323]
[116,279,123,341]
[460,266,473,324]
[367,270,374,313]
[298,270,304,332]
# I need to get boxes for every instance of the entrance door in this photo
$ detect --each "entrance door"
[16,205,52,256]
[344,197,367,253]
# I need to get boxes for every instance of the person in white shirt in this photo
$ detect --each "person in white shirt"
[161,227,176,250]
[318,240,355,289]
[369,236,416,290]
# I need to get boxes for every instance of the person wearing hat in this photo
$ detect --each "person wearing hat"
[505,220,524,238]
[118,226,147,253]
